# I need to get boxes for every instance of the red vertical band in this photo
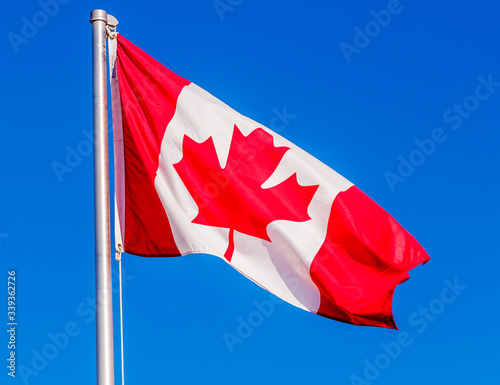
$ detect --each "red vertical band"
[310,186,430,328]
[116,35,190,256]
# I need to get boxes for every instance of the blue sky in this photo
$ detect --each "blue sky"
[1,1,499,384]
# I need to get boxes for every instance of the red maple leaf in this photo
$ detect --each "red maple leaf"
[173,125,319,261]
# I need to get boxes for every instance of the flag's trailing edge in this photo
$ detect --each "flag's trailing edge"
[110,34,430,329]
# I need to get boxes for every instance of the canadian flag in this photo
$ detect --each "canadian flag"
[110,35,429,329]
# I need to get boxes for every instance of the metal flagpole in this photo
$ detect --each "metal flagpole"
[90,9,114,385]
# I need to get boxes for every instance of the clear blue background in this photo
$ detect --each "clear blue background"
[1,1,499,384]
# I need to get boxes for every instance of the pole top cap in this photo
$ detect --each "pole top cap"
[90,10,119,28]
[90,9,107,23]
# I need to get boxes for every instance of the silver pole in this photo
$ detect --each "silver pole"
[90,9,114,385]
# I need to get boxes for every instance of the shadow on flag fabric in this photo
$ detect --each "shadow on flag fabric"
[109,34,430,329]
